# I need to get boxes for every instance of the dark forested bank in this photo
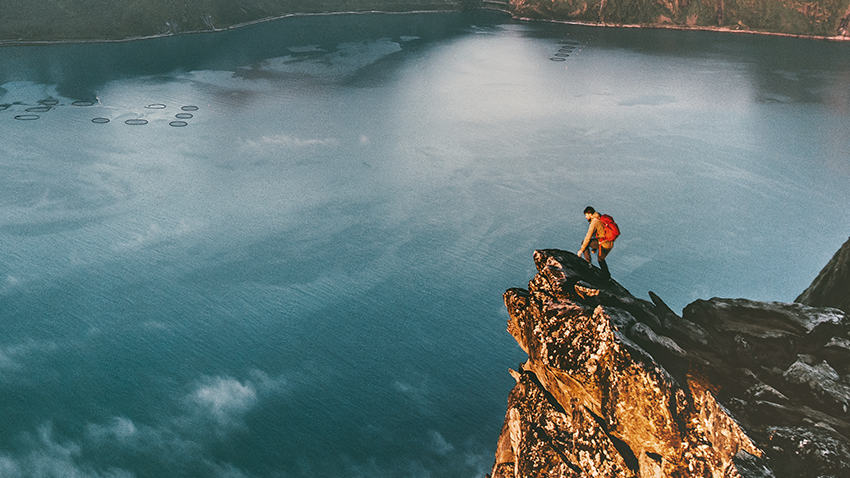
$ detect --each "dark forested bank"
[508,0,850,39]
[5,0,849,44]
[0,0,471,43]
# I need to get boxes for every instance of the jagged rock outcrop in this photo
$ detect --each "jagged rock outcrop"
[489,246,850,477]
[508,0,850,39]
[797,237,850,314]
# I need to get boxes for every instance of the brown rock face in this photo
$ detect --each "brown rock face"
[797,237,850,315]
[489,248,850,478]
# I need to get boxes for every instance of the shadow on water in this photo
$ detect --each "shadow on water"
[0,10,512,100]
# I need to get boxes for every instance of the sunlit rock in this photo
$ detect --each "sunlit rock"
[489,243,850,477]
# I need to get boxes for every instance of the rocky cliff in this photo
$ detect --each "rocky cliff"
[506,0,850,39]
[488,241,850,477]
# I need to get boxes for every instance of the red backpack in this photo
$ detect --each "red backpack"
[597,214,620,242]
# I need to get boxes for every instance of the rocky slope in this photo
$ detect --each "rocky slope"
[488,241,850,477]
[507,0,850,39]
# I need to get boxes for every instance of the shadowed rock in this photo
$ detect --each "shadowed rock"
[797,237,850,315]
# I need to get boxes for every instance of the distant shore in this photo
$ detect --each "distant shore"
[520,17,850,42]
[506,0,850,41]
[0,0,470,46]
[0,9,469,47]
[0,11,438,47]
[2,5,847,48]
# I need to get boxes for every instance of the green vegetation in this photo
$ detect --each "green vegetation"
[511,0,850,37]
[721,0,848,36]
[0,0,467,43]
[2,0,848,43]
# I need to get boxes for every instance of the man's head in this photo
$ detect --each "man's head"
[584,206,595,221]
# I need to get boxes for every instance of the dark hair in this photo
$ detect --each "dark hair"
[583,206,595,214]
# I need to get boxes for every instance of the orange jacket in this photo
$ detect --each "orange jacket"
[579,213,614,252]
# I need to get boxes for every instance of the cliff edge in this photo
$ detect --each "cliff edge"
[489,244,850,477]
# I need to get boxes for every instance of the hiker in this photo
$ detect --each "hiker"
[577,206,619,279]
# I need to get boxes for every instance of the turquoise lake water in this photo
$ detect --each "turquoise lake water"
[1,10,848,477]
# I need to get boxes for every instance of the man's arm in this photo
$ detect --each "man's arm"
[577,219,598,255]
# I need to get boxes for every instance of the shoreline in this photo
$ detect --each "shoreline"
[517,16,850,42]
[0,9,470,48]
[3,8,847,48]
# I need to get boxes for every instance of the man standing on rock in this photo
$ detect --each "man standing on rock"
[577,206,619,279]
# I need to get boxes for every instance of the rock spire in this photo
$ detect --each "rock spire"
[797,237,850,315]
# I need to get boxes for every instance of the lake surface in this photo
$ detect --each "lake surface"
[1,10,848,478]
